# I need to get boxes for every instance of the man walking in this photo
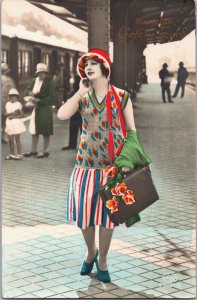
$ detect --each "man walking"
[172,62,188,98]
[159,63,173,103]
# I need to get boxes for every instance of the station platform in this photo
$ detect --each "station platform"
[2,83,196,298]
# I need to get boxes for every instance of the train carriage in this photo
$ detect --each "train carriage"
[1,24,88,104]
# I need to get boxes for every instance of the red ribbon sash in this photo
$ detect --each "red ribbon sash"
[105,85,127,162]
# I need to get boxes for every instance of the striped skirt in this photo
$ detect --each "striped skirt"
[66,167,117,229]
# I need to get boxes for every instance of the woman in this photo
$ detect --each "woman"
[58,48,150,283]
[24,63,55,158]
[1,62,16,143]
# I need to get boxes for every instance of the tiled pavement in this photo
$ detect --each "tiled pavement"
[2,83,196,299]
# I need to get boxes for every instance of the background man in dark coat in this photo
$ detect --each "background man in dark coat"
[172,62,188,98]
[159,63,173,103]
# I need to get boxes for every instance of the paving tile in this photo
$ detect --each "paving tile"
[19,282,43,294]
[93,282,119,291]
[112,270,132,279]
[25,276,48,287]
[111,262,132,270]
[57,267,80,276]
[170,290,195,298]
[20,262,41,270]
[127,266,148,275]
[31,266,51,275]
[184,287,197,296]
[93,291,119,298]
[143,288,164,298]
[17,293,38,298]
[139,263,161,271]
[36,279,60,289]
[129,259,148,266]
[110,288,133,297]
[40,271,64,280]
[32,289,57,298]
[59,290,79,298]
[39,252,59,259]
[79,286,102,296]
[53,276,77,285]
[121,292,148,298]
[140,271,161,280]
[66,280,89,290]
[155,285,179,295]
[111,279,135,288]
[183,277,197,286]
[154,260,173,267]
[8,279,31,288]
[50,254,71,262]
[48,294,67,298]
[49,284,73,293]
[3,288,26,298]
[6,259,28,267]
[23,255,44,262]
[141,280,160,289]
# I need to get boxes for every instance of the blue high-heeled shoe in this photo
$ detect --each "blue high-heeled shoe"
[80,250,98,275]
[96,260,111,283]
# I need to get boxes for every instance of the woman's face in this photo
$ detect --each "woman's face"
[38,72,47,80]
[84,59,103,80]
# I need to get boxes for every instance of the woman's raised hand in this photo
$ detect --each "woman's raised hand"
[77,78,91,98]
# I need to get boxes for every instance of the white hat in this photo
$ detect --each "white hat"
[35,63,48,74]
[1,62,10,73]
[8,88,19,96]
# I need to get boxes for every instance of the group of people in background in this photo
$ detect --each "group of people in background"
[159,61,188,103]
[2,62,56,160]
[2,59,189,160]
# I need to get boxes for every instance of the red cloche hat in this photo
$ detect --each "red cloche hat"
[77,48,111,78]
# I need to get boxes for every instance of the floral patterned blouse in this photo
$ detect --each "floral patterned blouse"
[75,85,129,169]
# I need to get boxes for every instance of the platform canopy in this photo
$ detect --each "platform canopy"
[27,0,88,31]
[27,0,195,44]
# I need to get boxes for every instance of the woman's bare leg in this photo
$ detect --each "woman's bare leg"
[32,134,39,152]
[98,226,113,270]
[81,226,97,263]
[43,135,50,153]
[15,134,21,155]
[8,135,14,155]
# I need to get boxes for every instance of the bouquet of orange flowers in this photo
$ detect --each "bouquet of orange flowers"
[104,166,135,214]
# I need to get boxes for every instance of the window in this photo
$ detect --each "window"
[1,49,8,63]
[18,51,22,78]
[43,53,50,68]
[18,50,31,78]
[69,56,73,73]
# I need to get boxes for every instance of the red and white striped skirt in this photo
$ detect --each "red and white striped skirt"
[66,167,117,229]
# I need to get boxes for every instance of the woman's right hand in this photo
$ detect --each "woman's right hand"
[77,78,91,98]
